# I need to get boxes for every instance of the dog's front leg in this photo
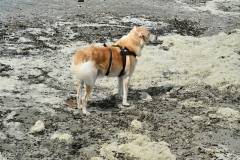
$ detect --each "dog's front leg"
[118,76,123,99]
[122,76,130,106]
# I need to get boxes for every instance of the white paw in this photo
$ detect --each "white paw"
[122,102,130,106]
[78,104,82,109]
[83,110,91,116]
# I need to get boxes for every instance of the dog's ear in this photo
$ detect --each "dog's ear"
[134,27,144,38]
[138,32,144,38]
[133,27,144,38]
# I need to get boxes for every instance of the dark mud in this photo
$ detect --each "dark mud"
[0,0,240,159]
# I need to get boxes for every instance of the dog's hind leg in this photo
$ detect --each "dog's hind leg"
[76,80,84,109]
[82,84,93,115]
[75,62,97,115]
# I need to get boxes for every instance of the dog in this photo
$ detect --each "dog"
[71,27,156,115]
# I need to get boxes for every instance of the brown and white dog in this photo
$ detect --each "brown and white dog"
[71,27,156,115]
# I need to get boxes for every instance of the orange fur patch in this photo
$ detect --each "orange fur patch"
[73,46,136,75]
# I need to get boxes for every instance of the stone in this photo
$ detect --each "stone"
[29,120,45,133]
[131,120,142,129]
[140,92,152,102]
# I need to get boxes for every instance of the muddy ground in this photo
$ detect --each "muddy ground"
[0,0,240,159]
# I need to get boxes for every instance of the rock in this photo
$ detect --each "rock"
[73,109,81,116]
[78,0,84,2]
[91,157,103,160]
[26,28,42,35]
[131,120,142,129]
[140,92,152,102]
[192,116,203,121]
[159,46,169,51]
[0,132,7,140]
[7,47,17,50]
[101,132,176,160]
[38,36,51,41]
[29,120,45,134]
[216,107,240,119]
[171,86,182,93]
[117,103,125,109]
[6,111,16,120]
[51,132,73,144]
[112,88,118,95]
[17,37,33,43]
[0,151,8,160]
[157,83,173,93]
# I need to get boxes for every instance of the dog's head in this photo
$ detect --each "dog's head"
[131,27,157,43]
[117,27,157,56]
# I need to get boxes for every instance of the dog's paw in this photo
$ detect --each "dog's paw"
[122,102,130,106]
[78,105,82,109]
[83,110,91,116]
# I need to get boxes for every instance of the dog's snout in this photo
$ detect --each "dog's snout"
[149,34,157,42]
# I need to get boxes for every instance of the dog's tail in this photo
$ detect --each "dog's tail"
[71,61,97,86]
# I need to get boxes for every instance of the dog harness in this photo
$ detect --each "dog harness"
[104,44,136,77]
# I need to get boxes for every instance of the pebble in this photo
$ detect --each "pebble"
[192,116,203,121]
[0,132,7,140]
[29,120,45,134]
[140,92,152,102]
[131,119,142,129]
[51,132,73,144]
[159,46,170,51]
[217,107,240,119]
[17,37,33,43]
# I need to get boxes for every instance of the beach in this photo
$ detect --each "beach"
[0,0,240,159]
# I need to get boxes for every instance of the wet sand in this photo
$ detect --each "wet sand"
[0,0,240,159]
